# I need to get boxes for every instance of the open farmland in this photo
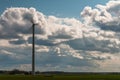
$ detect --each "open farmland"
[0,74,120,80]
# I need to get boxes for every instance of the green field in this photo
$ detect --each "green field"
[0,74,120,80]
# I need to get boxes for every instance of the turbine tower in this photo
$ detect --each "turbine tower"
[31,20,38,75]
[32,23,35,75]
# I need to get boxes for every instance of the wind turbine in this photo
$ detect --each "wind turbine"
[31,20,38,75]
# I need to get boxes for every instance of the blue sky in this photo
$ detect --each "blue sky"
[0,0,109,18]
[0,0,120,72]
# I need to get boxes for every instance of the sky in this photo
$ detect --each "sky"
[0,0,120,72]
[0,0,109,18]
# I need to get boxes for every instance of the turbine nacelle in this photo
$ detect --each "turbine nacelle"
[30,19,39,26]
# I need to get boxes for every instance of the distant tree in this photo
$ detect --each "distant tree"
[9,69,20,74]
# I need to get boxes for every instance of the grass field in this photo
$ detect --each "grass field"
[0,74,120,80]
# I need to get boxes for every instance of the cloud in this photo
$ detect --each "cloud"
[0,7,46,39]
[0,0,120,71]
[81,0,120,32]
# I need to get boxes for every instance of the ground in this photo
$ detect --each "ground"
[0,74,120,80]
